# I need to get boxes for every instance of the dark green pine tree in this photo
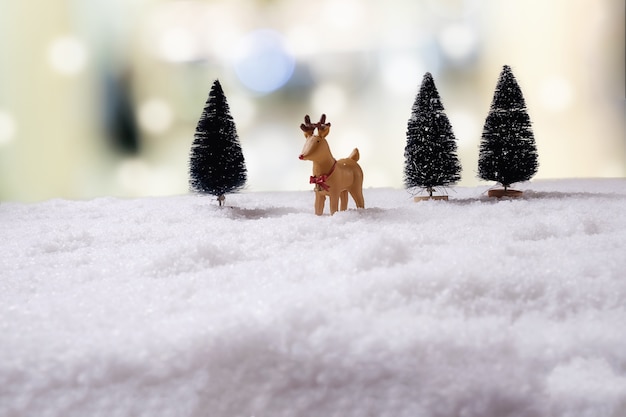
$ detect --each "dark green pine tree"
[189,80,247,205]
[404,72,461,197]
[478,65,538,190]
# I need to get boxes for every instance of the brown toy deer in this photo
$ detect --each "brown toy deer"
[299,114,364,215]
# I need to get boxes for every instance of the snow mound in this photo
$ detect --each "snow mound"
[1,179,625,417]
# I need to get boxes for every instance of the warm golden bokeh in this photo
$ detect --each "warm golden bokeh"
[0,0,623,201]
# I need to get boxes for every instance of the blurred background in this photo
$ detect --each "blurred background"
[0,0,623,202]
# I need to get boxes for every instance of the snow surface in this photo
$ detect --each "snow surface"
[1,179,626,417]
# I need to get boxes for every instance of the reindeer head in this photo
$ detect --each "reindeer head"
[299,114,332,161]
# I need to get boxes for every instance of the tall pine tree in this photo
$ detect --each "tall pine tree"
[404,72,461,197]
[189,80,247,205]
[478,65,538,190]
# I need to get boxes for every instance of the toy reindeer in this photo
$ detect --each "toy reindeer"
[299,114,364,215]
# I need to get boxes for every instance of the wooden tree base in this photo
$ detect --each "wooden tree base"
[414,195,449,202]
[488,189,523,198]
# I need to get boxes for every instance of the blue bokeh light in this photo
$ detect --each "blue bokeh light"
[233,29,295,94]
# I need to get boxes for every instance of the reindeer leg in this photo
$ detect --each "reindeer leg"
[340,190,348,211]
[314,191,326,216]
[349,187,365,209]
[329,191,340,215]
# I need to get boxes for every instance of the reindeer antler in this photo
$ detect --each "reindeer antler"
[300,115,316,137]
[315,114,331,138]
[300,114,332,138]
[315,114,331,129]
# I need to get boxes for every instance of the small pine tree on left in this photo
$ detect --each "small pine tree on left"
[189,80,247,205]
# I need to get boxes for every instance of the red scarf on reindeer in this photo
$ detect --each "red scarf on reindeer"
[310,160,337,192]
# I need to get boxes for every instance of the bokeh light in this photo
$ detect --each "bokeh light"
[138,99,174,135]
[233,29,295,94]
[323,0,364,29]
[157,27,199,63]
[47,36,87,75]
[0,111,17,146]
[438,23,479,64]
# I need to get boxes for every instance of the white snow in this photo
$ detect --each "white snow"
[1,179,625,417]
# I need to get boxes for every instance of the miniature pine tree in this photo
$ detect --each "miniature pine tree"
[189,80,247,205]
[478,65,538,190]
[404,72,461,197]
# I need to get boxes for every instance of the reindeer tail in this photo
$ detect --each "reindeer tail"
[348,148,360,162]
